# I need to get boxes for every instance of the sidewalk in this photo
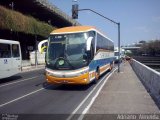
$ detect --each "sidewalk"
[21,60,45,72]
[22,65,45,72]
[87,62,160,114]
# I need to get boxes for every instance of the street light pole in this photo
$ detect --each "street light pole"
[9,2,14,10]
[35,35,38,68]
[118,23,120,72]
[9,2,14,40]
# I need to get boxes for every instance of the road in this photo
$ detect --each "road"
[0,68,116,120]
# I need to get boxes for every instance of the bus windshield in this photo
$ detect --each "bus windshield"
[46,32,88,70]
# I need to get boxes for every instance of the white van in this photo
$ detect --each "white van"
[0,39,22,79]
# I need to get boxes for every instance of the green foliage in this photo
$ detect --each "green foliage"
[0,5,56,37]
[125,50,133,57]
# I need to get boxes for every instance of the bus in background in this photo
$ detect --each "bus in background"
[39,26,115,85]
[0,39,22,79]
[114,47,125,63]
[114,50,120,63]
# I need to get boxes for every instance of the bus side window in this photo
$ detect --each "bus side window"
[0,43,11,58]
[89,31,96,54]
[12,44,20,57]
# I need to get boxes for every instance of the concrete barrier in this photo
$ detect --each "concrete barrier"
[22,60,31,67]
[130,59,160,107]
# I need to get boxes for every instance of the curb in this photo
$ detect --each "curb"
[21,65,45,72]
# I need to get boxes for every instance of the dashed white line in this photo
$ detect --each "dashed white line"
[0,76,39,88]
[0,87,47,108]
[78,68,117,120]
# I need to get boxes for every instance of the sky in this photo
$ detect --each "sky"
[48,0,160,47]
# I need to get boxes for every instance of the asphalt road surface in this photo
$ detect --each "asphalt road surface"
[0,68,116,120]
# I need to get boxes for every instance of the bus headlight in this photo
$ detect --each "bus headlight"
[80,69,88,75]
[46,71,52,76]
[79,67,89,75]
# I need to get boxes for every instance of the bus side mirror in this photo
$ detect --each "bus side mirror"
[38,40,48,53]
[86,37,93,51]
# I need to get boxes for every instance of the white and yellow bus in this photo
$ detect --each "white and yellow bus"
[39,26,115,84]
[0,39,22,79]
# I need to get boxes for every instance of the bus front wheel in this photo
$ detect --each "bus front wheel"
[109,62,114,71]
[93,69,100,84]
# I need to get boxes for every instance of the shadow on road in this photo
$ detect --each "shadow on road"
[0,75,22,84]
[42,82,94,91]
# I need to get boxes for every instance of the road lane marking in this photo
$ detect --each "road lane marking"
[67,68,117,120]
[0,76,39,88]
[0,86,50,108]
[78,68,117,120]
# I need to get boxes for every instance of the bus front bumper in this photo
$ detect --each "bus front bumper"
[46,73,89,85]
[45,67,90,85]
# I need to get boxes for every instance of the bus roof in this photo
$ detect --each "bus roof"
[0,39,19,44]
[50,26,113,43]
[51,26,96,34]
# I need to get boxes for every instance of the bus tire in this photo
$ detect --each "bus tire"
[109,61,114,71]
[109,64,112,71]
[93,68,100,84]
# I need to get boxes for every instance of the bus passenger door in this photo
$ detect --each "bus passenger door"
[11,44,22,74]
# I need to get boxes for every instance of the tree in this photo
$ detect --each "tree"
[139,40,160,56]
[139,40,146,44]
